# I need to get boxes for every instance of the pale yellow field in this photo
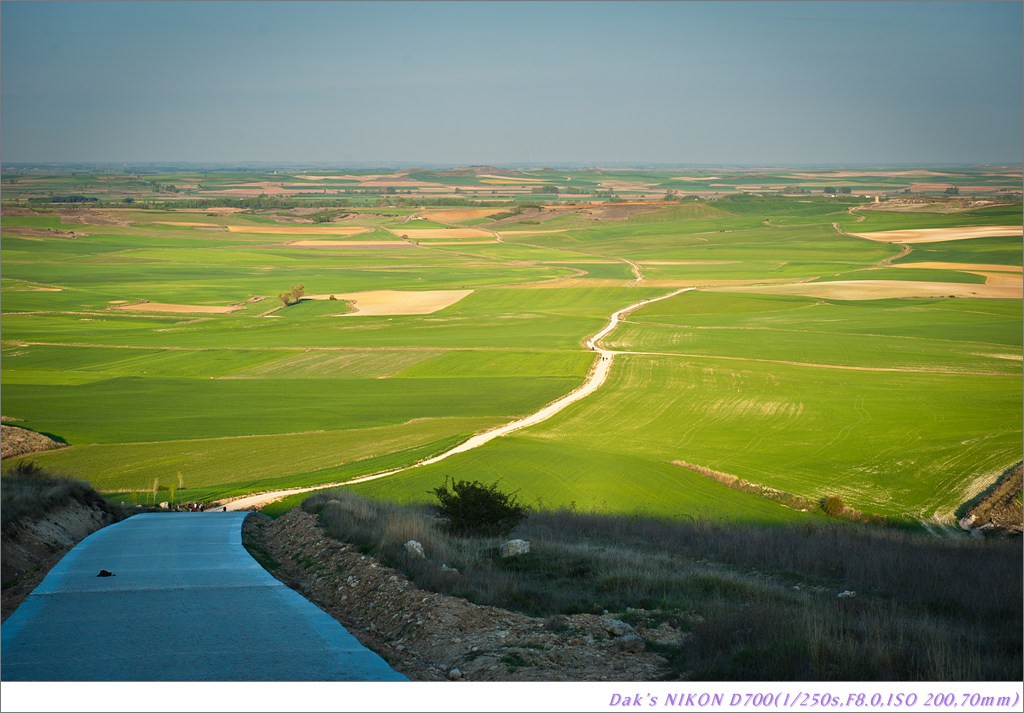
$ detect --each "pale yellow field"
[287,240,415,249]
[848,225,1021,243]
[893,262,1022,273]
[304,289,474,315]
[225,225,371,235]
[116,302,238,314]
[155,221,226,228]
[393,228,493,240]
[708,279,1021,300]
[420,208,504,222]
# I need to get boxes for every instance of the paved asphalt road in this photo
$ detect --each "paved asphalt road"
[1,512,406,681]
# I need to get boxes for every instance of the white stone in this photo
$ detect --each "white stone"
[499,539,530,558]
[403,540,425,558]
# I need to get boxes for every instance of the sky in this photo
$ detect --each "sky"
[1,1,1021,166]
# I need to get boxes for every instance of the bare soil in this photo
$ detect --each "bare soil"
[2,501,120,621]
[393,228,493,240]
[58,210,132,227]
[2,227,85,239]
[114,302,239,314]
[710,278,1021,300]
[849,225,1022,243]
[959,463,1024,536]
[243,510,677,681]
[287,240,415,249]
[225,225,370,235]
[1,425,66,460]
[304,289,473,316]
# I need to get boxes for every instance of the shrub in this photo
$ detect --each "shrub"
[430,478,526,537]
[1,461,121,534]
[821,495,846,517]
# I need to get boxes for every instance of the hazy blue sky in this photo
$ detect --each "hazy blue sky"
[2,1,1021,165]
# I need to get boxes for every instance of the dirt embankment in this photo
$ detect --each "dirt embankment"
[959,463,1023,536]
[2,500,120,621]
[1,424,66,460]
[244,510,677,681]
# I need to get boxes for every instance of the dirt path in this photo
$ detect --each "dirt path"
[219,288,693,511]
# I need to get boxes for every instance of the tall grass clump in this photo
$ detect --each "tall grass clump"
[1,461,122,535]
[301,490,1022,680]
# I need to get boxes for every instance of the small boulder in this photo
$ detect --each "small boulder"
[499,539,530,558]
[97,570,115,577]
[448,668,463,681]
[616,632,645,653]
[403,540,425,558]
[602,618,634,637]
[837,590,857,599]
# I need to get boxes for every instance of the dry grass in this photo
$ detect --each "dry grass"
[299,490,1022,680]
[1,462,122,536]
[709,279,1021,300]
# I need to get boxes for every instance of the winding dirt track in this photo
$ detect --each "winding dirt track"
[219,288,693,511]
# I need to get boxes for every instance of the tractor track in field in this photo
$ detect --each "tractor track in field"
[611,349,1018,376]
[218,288,692,511]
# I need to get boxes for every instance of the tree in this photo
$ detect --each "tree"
[289,283,305,303]
[430,478,527,537]
[945,186,960,196]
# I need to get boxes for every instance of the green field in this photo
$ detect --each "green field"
[2,166,1020,526]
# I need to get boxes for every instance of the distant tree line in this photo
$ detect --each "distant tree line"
[27,195,99,204]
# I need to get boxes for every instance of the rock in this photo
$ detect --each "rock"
[448,668,462,681]
[440,563,459,575]
[616,632,645,653]
[644,622,687,647]
[837,590,857,599]
[499,539,530,558]
[602,618,634,637]
[96,569,115,577]
[404,540,425,558]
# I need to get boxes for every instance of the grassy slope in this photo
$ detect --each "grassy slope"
[2,181,1020,522]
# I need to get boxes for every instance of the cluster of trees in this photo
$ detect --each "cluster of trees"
[823,187,853,195]
[27,195,98,204]
[277,284,305,307]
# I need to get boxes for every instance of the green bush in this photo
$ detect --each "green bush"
[430,478,526,537]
